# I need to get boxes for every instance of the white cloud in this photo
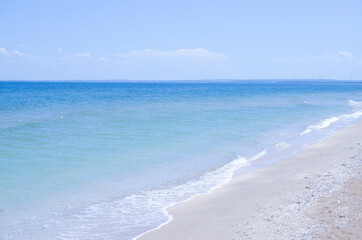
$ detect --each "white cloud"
[337,51,353,58]
[117,48,228,61]
[275,51,358,63]
[58,52,93,61]
[75,53,91,57]
[13,50,23,56]
[0,47,37,62]
[0,47,24,57]
[108,48,230,80]
[0,47,8,55]
[58,48,63,52]
[19,44,26,48]
[99,57,109,61]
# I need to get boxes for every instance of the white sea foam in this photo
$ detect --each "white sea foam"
[340,110,362,119]
[249,150,266,161]
[300,100,362,136]
[348,100,362,107]
[134,151,268,239]
[300,109,362,136]
[300,116,339,135]
[274,141,290,150]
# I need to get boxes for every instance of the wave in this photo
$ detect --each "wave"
[300,110,362,136]
[340,110,362,119]
[133,151,266,239]
[248,150,266,161]
[300,116,339,135]
[133,154,256,239]
[273,141,290,150]
[301,100,362,136]
[348,100,362,107]
[19,150,265,240]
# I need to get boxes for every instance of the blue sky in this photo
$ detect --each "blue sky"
[0,0,361,80]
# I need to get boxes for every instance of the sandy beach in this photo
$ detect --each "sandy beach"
[139,120,362,240]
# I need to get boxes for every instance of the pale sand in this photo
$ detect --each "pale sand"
[139,120,362,240]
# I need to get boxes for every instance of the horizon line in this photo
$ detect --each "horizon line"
[0,78,362,83]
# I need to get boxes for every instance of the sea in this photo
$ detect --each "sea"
[1,81,362,239]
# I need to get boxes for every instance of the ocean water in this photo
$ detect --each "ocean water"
[1,81,362,239]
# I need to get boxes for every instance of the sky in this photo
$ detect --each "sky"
[0,0,361,81]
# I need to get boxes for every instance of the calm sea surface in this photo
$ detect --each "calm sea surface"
[1,81,362,239]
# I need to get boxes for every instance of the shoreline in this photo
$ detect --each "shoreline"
[139,120,362,240]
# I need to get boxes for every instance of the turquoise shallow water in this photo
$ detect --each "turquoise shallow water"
[1,81,362,239]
